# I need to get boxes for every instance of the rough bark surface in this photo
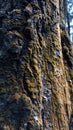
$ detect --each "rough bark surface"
[0,0,73,130]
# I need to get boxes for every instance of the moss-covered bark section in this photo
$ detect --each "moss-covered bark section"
[0,0,73,130]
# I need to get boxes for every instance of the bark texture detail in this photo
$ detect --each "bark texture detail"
[0,0,73,130]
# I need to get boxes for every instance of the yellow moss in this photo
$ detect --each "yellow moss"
[27,64,33,74]
[29,88,38,93]
[34,65,40,73]
[33,54,37,59]
[14,93,21,101]
[32,58,38,64]
[26,79,36,87]
[28,48,32,54]
[14,31,24,39]
[8,31,23,39]
[7,93,21,103]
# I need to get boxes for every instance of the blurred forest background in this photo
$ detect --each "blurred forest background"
[65,0,73,47]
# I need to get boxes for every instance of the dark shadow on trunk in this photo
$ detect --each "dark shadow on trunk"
[69,114,73,130]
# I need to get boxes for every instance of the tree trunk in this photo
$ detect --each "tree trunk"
[0,0,73,130]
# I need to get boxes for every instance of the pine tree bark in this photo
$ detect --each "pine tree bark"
[0,0,73,130]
